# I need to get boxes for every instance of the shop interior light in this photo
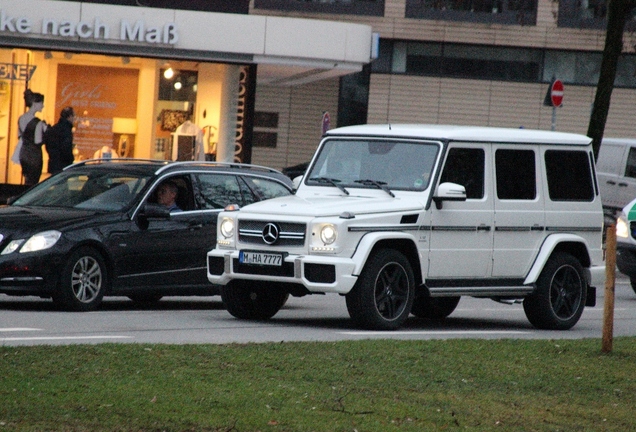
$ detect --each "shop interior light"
[121,56,131,65]
[163,67,174,79]
[43,51,53,59]
[64,52,73,59]
[174,81,182,90]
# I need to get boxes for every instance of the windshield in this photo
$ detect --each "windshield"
[12,169,151,211]
[306,138,440,191]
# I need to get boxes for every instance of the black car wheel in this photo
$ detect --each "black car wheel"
[221,280,289,320]
[346,249,415,330]
[53,247,108,312]
[523,252,586,330]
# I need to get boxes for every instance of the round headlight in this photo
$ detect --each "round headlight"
[220,217,235,238]
[319,224,337,245]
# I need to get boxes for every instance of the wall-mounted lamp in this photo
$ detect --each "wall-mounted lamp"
[44,51,53,59]
[163,67,174,79]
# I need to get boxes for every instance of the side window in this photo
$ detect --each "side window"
[243,176,291,200]
[149,175,194,211]
[544,150,594,201]
[194,174,244,209]
[440,147,485,199]
[495,149,536,200]
[625,147,636,178]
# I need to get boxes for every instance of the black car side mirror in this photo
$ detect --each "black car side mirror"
[139,203,171,219]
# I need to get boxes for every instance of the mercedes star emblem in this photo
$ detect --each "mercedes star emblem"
[262,223,280,245]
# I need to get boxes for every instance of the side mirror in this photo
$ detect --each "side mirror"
[432,182,467,209]
[139,203,171,219]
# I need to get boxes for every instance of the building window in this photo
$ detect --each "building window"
[254,0,385,16]
[557,0,636,30]
[376,39,636,88]
[405,0,537,25]
[253,112,279,148]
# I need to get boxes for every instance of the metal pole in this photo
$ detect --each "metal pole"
[551,106,556,131]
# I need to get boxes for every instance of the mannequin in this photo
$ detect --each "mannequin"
[172,119,205,161]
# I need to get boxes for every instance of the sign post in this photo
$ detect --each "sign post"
[544,79,564,131]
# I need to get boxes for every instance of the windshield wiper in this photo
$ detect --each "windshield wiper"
[355,179,395,198]
[309,177,350,195]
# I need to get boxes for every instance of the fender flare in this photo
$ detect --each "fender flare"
[524,233,592,285]
[350,231,420,275]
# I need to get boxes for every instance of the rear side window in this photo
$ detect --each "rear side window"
[440,147,485,199]
[243,176,291,200]
[625,147,636,178]
[495,149,536,200]
[544,150,594,201]
[194,174,244,209]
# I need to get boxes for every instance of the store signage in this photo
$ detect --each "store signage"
[0,63,36,80]
[0,10,178,45]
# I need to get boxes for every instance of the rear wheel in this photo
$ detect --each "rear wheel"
[221,281,289,320]
[53,247,108,312]
[523,252,586,330]
[411,296,460,320]
[346,249,415,330]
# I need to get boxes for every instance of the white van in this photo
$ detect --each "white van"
[595,138,636,219]
[208,125,605,331]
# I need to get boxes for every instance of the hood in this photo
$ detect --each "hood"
[0,206,108,232]
[238,192,426,218]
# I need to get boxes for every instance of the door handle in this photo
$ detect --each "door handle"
[606,180,616,185]
[618,183,629,187]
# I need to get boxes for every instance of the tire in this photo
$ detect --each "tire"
[345,249,415,330]
[221,280,289,320]
[128,293,163,303]
[523,252,586,330]
[411,296,460,320]
[630,279,636,295]
[53,247,108,312]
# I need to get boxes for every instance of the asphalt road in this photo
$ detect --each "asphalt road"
[1,275,635,347]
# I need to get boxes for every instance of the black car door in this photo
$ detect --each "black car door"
[110,174,218,290]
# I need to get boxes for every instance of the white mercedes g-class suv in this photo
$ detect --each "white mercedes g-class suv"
[207,124,605,331]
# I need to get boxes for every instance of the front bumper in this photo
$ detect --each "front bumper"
[207,249,358,294]
[0,253,62,296]
[617,242,636,280]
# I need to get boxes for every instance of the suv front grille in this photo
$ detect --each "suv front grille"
[238,220,306,246]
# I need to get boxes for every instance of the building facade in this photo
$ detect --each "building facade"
[249,0,636,170]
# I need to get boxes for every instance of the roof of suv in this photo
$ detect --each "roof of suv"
[66,159,293,186]
[325,124,592,146]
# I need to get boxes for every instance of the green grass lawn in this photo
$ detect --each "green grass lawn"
[1,337,635,431]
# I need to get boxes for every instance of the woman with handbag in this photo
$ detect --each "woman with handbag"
[17,89,48,185]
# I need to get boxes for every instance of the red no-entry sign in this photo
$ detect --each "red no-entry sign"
[551,79,564,107]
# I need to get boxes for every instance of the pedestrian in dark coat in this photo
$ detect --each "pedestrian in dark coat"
[45,106,75,175]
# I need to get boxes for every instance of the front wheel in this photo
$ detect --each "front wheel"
[523,252,586,330]
[53,247,108,312]
[346,249,415,330]
[221,281,289,320]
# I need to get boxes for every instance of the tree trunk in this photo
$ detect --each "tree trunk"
[587,0,635,160]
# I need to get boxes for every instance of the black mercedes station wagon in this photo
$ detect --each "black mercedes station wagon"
[0,159,293,311]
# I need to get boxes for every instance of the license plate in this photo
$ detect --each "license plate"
[239,251,283,266]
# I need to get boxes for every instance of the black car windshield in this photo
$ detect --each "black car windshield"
[306,138,441,191]
[12,169,151,211]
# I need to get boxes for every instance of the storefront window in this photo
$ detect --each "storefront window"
[405,0,537,25]
[254,0,385,16]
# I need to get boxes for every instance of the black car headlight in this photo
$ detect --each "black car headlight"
[1,230,62,255]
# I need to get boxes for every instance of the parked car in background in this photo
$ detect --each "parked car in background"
[615,197,636,293]
[0,159,293,311]
[595,138,636,222]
